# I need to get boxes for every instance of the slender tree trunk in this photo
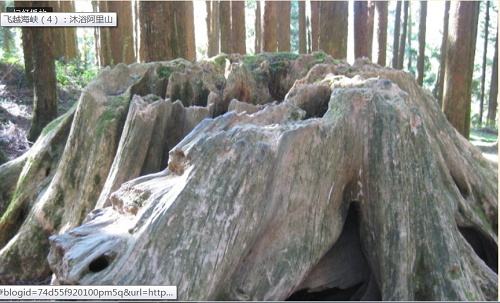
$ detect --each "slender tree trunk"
[262,1,277,52]
[487,32,498,127]
[27,8,58,142]
[255,1,261,54]
[417,1,427,86]
[92,1,100,65]
[319,2,348,59]
[206,1,219,57]
[306,16,312,53]
[375,1,388,66]
[219,1,232,54]
[232,1,246,54]
[107,1,124,65]
[136,1,145,63]
[47,1,64,61]
[99,1,111,66]
[478,1,490,126]
[354,1,375,60]
[277,1,291,52]
[435,1,450,108]
[392,1,401,68]
[15,1,34,85]
[298,1,306,54]
[61,1,78,61]
[184,1,196,60]
[443,1,479,139]
[122,1,135,64]
[310,1,319,52]
[397,1,409,70]
[407,2,412,70]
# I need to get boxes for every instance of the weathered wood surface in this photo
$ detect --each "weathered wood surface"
[0,54,496,301]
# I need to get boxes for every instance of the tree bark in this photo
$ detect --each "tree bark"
[121,1,136,64]
[206,1,220,57]
[319,1,348,59]
[99,1,112,66]
[262,1,277,52]
[60,1,78,61]
[107,1,124,65]
[16,0,34,86]
[354,1,375,60]
[310,1,319,52]
[443,1,479,139]
[219,1,232,54]
[478,1,490,127]
[254,1,261,54]
[435,1,450,108]
[277,1,291,52]
[0,54,497,301]
[397,1,409,70]
[407,2,412,70]
[375,1,388,66]
[392,1,401,68]
[231,1,246,54]
[417,1,427,86]
[141,1,195,62]
[487,32,498,127]
[298,1,306,54]
[27,15,58,142]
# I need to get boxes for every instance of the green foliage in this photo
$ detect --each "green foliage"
[55,59,99,91]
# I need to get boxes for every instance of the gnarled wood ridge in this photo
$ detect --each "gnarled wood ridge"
[0,52,497,300]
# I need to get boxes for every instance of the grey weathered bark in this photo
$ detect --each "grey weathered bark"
[231,1,246,54]
[0,54,497,301]
[486,32,498,127]
[310,1,320,51]
[319,1,348,59]
[219,1,232,54]
[375,1,388,66]
[298,1,306,54]
[254,1,261,54]
[262,1,277,52]
[354,1,375,60]
[277,1,291,52]
[435,1,450,108]
[417,1,427,86]
[478,1,490,126]
[442,1,480,139]
[397,1,409,70]
[392,1,401,68]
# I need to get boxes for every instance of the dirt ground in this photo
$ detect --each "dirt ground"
[0,62,78,160]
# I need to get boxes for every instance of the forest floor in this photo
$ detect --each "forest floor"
[0,62,498,164]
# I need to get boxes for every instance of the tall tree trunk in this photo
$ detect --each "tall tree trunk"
[435,1,450,108]
[478,1,490,126]
[61,1,78,61]
[232,1,246,54]
[392,1,402,68]
[354,1,375,60]
[262,1,277,52]
[407,2,412,70]
[319,1,348,59]
[397,1,409,70]
[310,1,319,52]
[487,32,498,127]
[207,1,220,57]
[107,1,124,65]
[27,10,57,142]
[375,1,388,66]
[443,1,479,139]
[141,1,195,62]
[417,1,427,86]
[15,1,34,85]
[306,16,312,53]
[121,1,136,64]
[254,1,261,54]
[277,1,291,52]
[136,1,145,63]
[219,1,232,54]
[184,1,196,60]
[99,1,111,66]
[51,1,66,61]
[298,1,306,54]
[92,1,100,65]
